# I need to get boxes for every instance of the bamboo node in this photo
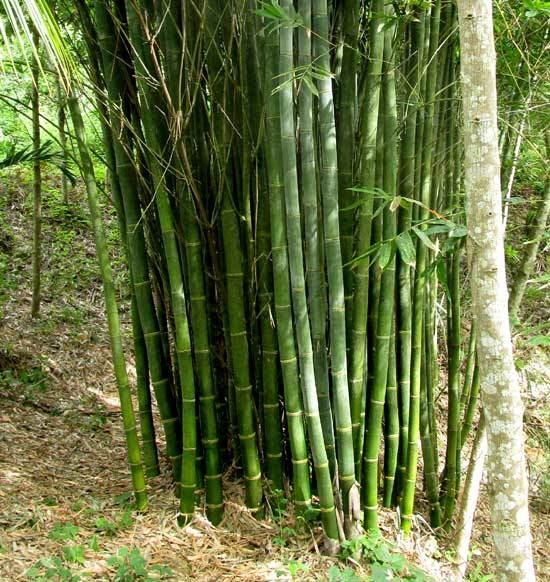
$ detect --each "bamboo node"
[144,331,162,338]
[230,330,248,338]
[244,472,262,481]
[205,473,223,480]
[133,280,151,288]
[202,438,219,445]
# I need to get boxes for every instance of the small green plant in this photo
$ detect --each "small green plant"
[26,557,80,581]
[62,544,86,565]
[326,565,361,582]
[95,508,133,536]
[48,522,80,542]
[107,547,173,581]
[466,563,495,582]
[339,531,429,581]
[88,534,100,552]
[276,559,309,579]
[269,488,289,523]
[80,413,107,432]
[273,526,296,547]
[0,365,48,400]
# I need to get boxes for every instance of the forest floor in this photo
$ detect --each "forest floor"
[0,171,548,581]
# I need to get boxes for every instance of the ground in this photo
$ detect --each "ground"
[0,171,548,581]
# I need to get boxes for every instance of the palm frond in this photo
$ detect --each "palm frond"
[0,0,73,89]
[0,140,76,183]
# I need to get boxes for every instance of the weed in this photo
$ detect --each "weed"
[61,544,86,565]
[48,522,80,542]
[107,547,173,581]
[273,526,296,548]
[276,559,309,579]
[339,530,430,581]
[95,508,134,536]
[326,565,361,582]
[25,557,80,581]
[467,563,494,581]
[88,534,100,552]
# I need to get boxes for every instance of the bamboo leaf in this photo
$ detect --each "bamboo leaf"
[395,232,416,267]
[348,186,392,200]
[348,242,382,266]
[377,241,393,270]
[412,226,438,253]
[389,195,401,212]
[449,225,468,238]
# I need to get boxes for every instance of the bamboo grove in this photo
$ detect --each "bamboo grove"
[48,0,489,548]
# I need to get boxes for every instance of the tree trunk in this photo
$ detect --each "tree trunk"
[451,415,487,582]
[508,131,550,321]
[31,27,41,318]
[456,1,535,579]
[56,74,69,205]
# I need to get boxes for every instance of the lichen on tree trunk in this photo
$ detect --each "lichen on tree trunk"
[456,1,535,579]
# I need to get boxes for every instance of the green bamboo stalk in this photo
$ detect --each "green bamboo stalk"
[131,295,160,477]
[98,106,160,481]
[350,0,385,484]
[442,230,461,526]
[460,362,480,449]
[257,199,284,491]
[400,1,442,534]
[395,14,424,502]
[419,331,442,526]
[180,191,225,523]
[298,0,336,478]
[202,0,263,514]
[93,0,182,484]
[383,321,399,508]
[363,14,397,529]
[313,0,358,522]
[155,0,225,524]
[460,324,477,420]
[424,280,439,473]
[264,22,312,511]
[279,0,339,547]
[68,94,147,510]
[125,0,198,521]
[337,0,359,349]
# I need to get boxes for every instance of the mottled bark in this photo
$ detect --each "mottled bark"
[456,1,535,579]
